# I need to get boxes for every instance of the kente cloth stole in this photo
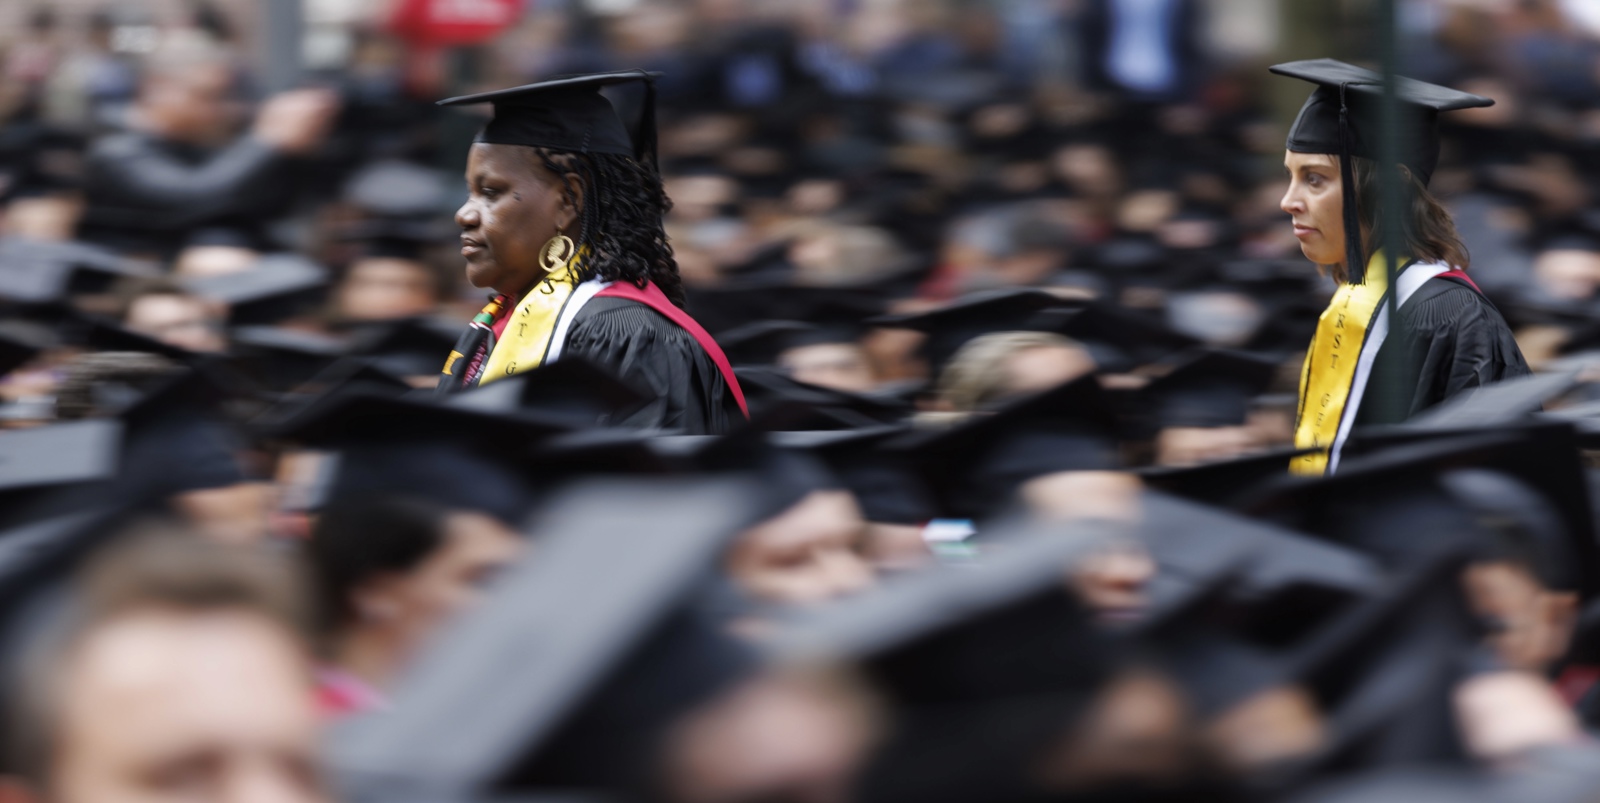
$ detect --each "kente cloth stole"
[1291,254,1450,476]
[439,260,602,391]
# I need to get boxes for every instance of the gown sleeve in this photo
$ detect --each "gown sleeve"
[1359,280,1531,425]
[561,297,738,435]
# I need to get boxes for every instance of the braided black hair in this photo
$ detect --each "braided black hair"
[535,150,686,308]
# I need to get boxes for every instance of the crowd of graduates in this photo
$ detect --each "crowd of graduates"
[7,1,1600,802]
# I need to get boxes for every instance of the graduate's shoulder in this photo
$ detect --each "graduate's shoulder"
[1401,273,1501,330]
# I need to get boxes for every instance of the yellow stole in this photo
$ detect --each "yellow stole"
[1290,252,1395,476]
[479,259,594,386]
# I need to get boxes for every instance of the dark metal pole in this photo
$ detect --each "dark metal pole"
[1372,0,1411,424]
[261,0,304,93]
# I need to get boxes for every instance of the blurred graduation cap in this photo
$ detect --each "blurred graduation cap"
[265,388,570,522]
[228,325,351,394]
[0,329,41,377]
[0,238,159,305]
[180,254,331,325]
[771,426,936,525]
[1142,349,1280,431]
[1271,59,1494,283]
[768,517,1124,803]
[345,317,461,383]
[1136,446,1313,508]
[1401,370,1578,429]
[1242,425,1600,598]
[0,420,123,527]
[337,217,455,263]
[734,366,909,429]
[1034,301,1201,372]
[1275,547,1486,780]
[328,478,760,800]
[717,320,855,366]
[342,160,449,220]
[894,375,1121,521]
[867,288,1071,378]
[442,358,649,428]
[688,279,890,341]
[437,70,663,166]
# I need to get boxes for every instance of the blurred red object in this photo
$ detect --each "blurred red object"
[388,0,523,47]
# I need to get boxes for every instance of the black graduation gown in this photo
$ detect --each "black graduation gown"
[561,295,740,435]
[1355,275,1530,426]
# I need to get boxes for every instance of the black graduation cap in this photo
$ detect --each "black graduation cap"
[767,517,1124,803]
[265,388,570,522]
[717,320,856,367]
[1034,301,1201,372]
[687,279,891,341]
[1271,59,1494,284]
[437,71,663,166]
[345,318,461,383]
[866,289,1071,378]
[227,325,351,394]
[0,420,123,508]
[342,160,449,220]
[180,255,331,325]
[0,329,40,378]
[327,478,762,799]
[894,375,1121,521]
[1142,348,1280,430]
[1136,490,1381,644]
[1243,425,1600,598]
[442,358,649,428]
[1401,370,1578,429]
[1275,546,1486,780]
[734,366,909,430]
[0,238,159,305]
[1136,445,1313,508]
[771,426,937,525]
[337,217,455,262]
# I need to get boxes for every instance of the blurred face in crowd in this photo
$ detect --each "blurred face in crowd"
[998,344,1096,400]
[779,343,876,393]
[727,490,875,606]
[141,64,242,146]
[662,669,878,803]
[457,144,579,298]
[336,258,439,321]
[1155,425,1262,468]
[1461,560,1577,673]
[1532,247,1600,300]
[44,608,326,803]
[124,293,226,354]
[347,512,523,672]
[1280,152,1347,268]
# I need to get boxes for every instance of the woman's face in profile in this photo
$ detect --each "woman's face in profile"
[455,144,577,297]
[1280,151,1347,268]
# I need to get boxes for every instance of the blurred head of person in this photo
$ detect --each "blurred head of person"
[306,495,524,692]
[334,256,448,323]
[777,336,878,394]
[456,143,686,306]
[0,527,326,803]
[726,489,875,608]
[1531,237,1600,301]
[135,41,244,147]
[114,278,227,354]
[1280,155,1470,282]
[786,222,905,287]
[934,332,1097,414]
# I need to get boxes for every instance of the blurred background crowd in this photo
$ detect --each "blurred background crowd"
[8,0,1600,802]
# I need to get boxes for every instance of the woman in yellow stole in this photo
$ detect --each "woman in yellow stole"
[434,71,745,435]
[1272,60,1529,475]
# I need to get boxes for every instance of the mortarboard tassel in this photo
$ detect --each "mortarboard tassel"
[1337,83,1366,285]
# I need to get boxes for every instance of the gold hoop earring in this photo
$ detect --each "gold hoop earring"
[540,232,576,273]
